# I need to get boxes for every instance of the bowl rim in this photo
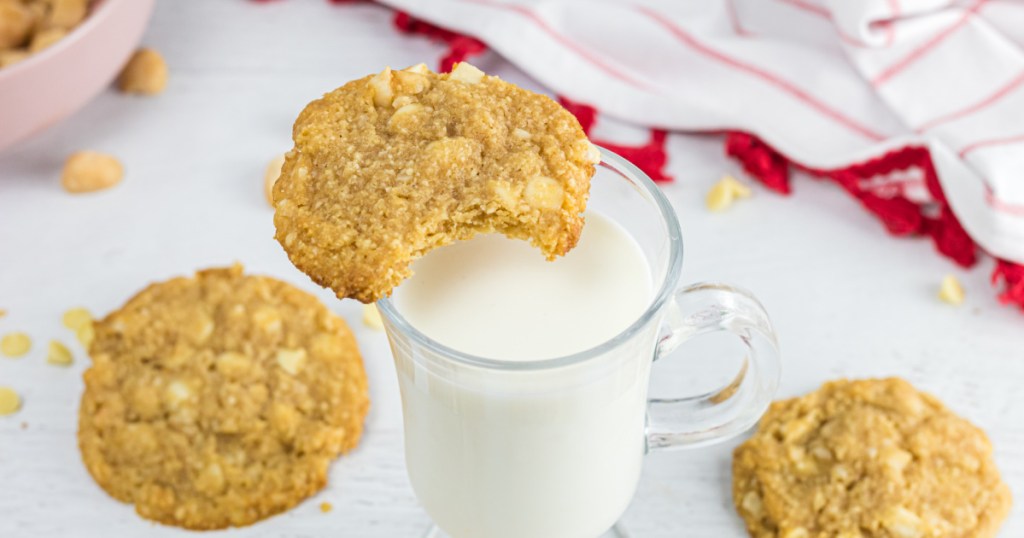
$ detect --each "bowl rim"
[0,0,124,81]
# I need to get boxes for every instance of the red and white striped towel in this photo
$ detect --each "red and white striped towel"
[377,0,1024,304]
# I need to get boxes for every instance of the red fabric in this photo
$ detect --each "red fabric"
[558,98,673,182]
[393,12,487,72]
[723,131,1024,307]
[724,132,791,194]
[558,98,597,133]
[993,259,1024,310]
[925,207,978,268]
[598,130,672,183]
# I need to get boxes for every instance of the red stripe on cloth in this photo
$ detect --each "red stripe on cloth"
[872,0,987,86]
[725,0,754,36]
[958,132,1024,157]
[884,0,900,46]
[916,70,1024,132]
[777,0,828,17]
[985,188,1024,216]
[459,0,651,89]
[636,6,887,142]
[774,0,871,47]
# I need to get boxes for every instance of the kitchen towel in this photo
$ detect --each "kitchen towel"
[376,0,1024,308]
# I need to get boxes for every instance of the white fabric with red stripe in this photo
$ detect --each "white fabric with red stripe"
[378,0,1024,263]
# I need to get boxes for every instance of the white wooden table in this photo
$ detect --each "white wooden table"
[1,1,1021,536]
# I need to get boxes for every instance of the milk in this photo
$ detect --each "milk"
[389,212,657,538]
[395,212,652,360]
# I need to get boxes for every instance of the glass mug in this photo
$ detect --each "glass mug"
[377,148,781,538]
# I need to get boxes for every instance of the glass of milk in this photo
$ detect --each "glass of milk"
[378,148,781,538]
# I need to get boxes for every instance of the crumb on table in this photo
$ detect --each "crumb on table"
[1,332,32,357]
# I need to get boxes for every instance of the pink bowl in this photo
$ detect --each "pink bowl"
[0,0,156,151]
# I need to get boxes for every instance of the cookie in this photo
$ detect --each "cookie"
[733,378,1011,538]
[273,63,598,303]
[78,265,369,530]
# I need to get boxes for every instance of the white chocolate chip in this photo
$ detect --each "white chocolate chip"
[215,352,251,379]
[369,67,395,107]
[1,332,31,357]
[165,380,193,407]
[938,274,965,306]
[388,103,425,132]
[252,306,283,334]
[46,340,73,366]
[393,70,431,94]
[491,181,520,210]
[0,387,21,416]
[392,95,416,109]
[706,174,752,212]
[276,348,307,376]
[882,506,924,538]
[781,528,810,538]
[187,314,215,343]
[403,63,429,74]
[62,308,92,331]
[513,128,531,139]
[740,491,763,517]
[586,142,602,164]
[524,176,564,210]
[449,62,485,84]
[195,462,226,495]
[883,447,913,473]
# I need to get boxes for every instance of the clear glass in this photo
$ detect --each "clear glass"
[377,148,781,538]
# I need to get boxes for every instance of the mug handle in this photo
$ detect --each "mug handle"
[645,283,781,451]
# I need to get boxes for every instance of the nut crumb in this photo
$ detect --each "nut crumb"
[0,387,21,416]
[0,1,33,49]
[47,340,73,366]
[939,275,965,306]
[48,0,88,30]
[117,47,168,95]
[28,27,65,53]
[0,308,7,318]
[61,151,124,193]
[362,304,383,331]
[1,332,31,357]
[76,323,95,348]
[0,49,29,68]
[706,174,752,212]
[319,501,333,513]
[63,307,92,330]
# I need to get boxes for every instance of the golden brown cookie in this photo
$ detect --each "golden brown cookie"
[273,63,598,303]
[733,378,1011,538]
[78,265,369,530]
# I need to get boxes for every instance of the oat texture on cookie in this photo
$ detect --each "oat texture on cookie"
[733,378,1011,538]
[272,63,599,303]
[77,264,369,530]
